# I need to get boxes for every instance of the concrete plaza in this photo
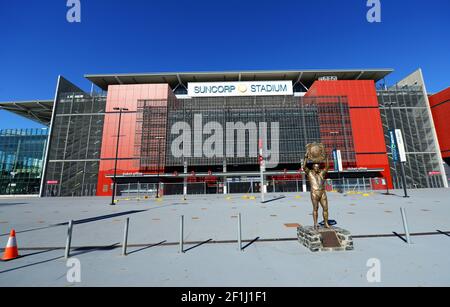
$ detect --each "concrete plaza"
[0,189,449,287]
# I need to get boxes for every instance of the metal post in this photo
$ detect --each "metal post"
[302,172,307,192]
[238,213,242,251]
[388,102,408,198]
[156,137,162,198]
[122,218,129,256]
[183,161,187,200]
[400,162,409,198]
[259,139,265,203]
[111,108,128,206]
[65,220,73,259]
[111,110,122,205]
[223,160,227,195]
[400,207,411,244]
[179,215,184,253]
[137,182,140,200]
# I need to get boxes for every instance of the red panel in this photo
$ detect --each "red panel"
[349,108,386,153]
[306,80,393,188]
[429,87,450,159]
[96,84,171,196]
[306,80,379,107]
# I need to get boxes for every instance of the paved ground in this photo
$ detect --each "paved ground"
[0,189,449,286]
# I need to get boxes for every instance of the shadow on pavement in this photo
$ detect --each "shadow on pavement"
[242,237,260,250]
[71,243,121,257]
[183,239,213,253]
[0,210,149,237]
[392,231,407,243]
[261,196,286,204]
[127,240,167,255]
[0,255,64,275]
[0,203,29,207]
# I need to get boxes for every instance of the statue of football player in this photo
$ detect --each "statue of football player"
[303,154,331,229]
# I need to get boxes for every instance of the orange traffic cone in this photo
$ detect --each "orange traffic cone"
[2,229,20,261]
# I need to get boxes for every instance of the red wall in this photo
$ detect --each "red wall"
[306,80,393,188]
[429,87,450,159]
[96,84,172,196]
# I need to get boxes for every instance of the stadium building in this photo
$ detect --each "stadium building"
[0,69,448,197]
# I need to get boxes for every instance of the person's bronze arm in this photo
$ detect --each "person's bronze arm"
[303,155,310,175]
[323,156,330,175]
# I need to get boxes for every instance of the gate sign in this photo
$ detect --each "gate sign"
[394,129,407,162]
[389,130,399,162]
[188,81,293,97]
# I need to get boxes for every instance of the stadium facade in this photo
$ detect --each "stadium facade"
[0,69,448,197]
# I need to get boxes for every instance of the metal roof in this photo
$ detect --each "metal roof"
[0,69,394,124]
[85,69,394,91]
[0,100,53,126]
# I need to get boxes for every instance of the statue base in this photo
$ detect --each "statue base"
[297,226,354,252]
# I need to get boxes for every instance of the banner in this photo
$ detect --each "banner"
[394,129,407,162]
[332,149,343,172]
[389,130,399,162]
[188,81,293,97]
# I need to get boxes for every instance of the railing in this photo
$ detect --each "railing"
[112,177,384,199]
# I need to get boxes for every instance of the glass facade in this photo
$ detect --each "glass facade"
[0,128,48,195]
[138,95,356,171]
[378,86,445,188]
[42,77,107,197]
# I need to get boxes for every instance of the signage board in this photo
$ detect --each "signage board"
[389,130,399,162]
[332,149,343,172]
[394,129,407,162]
[188,81,293,97]
[318,76,338,81]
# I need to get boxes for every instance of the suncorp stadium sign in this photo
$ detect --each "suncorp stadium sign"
[187,81,293,97]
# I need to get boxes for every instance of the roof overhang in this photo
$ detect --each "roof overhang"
[85,69,394,91]
[0,100,53,126]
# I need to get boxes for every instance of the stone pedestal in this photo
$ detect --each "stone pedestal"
[297,226,354,252]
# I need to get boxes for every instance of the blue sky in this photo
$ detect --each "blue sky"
[0,0,449,129]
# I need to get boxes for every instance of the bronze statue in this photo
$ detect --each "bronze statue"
[303,143,330,229]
